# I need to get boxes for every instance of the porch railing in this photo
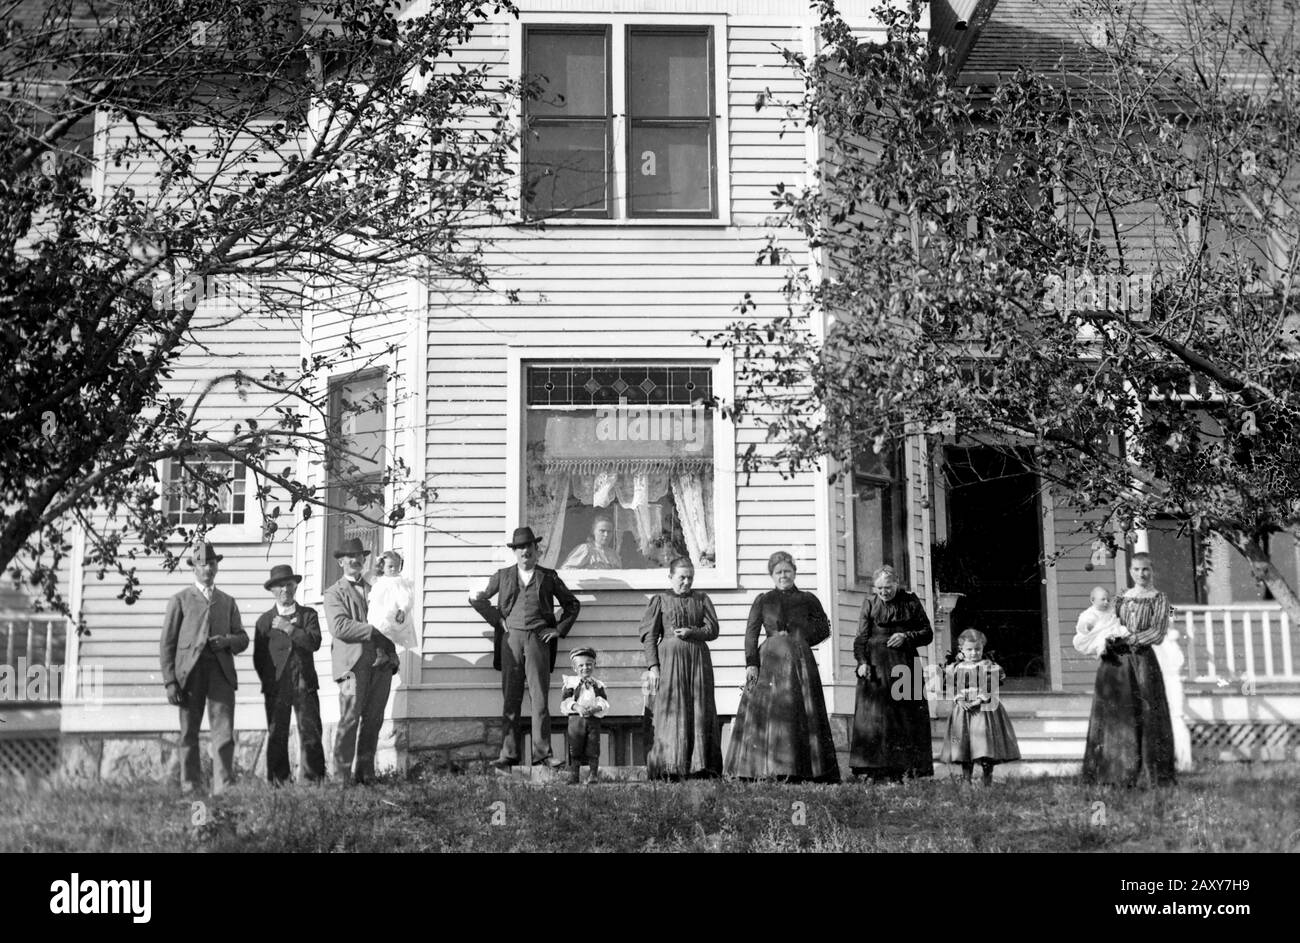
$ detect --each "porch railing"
[1,611,71,705]
[1177,603,1299,685]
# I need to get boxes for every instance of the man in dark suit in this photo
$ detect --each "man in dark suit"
[159,540,249,795]
[254,564,326,784]
[469,526,581,769]
[323,537,399,784]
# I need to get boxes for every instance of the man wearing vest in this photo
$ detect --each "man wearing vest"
[469,526,582,769]
[323,537,399,784]
[159,540,249,795]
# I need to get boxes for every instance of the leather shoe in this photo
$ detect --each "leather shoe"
[536,756,565,769]
[490,757,515,770]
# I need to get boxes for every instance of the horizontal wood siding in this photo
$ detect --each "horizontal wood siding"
[414,14,821,718]
[72,309,304,710]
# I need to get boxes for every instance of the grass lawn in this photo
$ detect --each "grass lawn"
[3,764,1299,852]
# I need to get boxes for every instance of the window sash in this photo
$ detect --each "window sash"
[851,449,909,586]
[324,370,387,591]
[626,26,715,218]
[524,26,612,219]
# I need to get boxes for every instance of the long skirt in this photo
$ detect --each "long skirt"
[647,636,722,778]
[724,635,841,783]
[1082,646,1176,787]
[849,671,934,778]
[939,702,1021,764]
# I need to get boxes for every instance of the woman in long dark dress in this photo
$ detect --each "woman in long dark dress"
[724,551,840,783]
[849,565,934,781]
[640,557,722,778]
[1082,553,1176,787]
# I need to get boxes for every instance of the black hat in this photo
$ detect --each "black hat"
[264,564,303,590]
[506,527,541,549]
[569,646,597,663]
[188,540,223,566]
[333,537,372,559]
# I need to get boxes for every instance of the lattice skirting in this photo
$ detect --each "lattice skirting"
[0,736,60,778]
[1189,722,1300,760]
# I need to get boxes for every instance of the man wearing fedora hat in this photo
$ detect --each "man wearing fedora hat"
[160,540,249,795]
[324,536,400,784]
[254,564,325,784]
[469,526,582,769]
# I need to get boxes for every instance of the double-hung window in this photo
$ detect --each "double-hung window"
[322,370,387,592]
[849,448,909,587]
[522,23,721,220]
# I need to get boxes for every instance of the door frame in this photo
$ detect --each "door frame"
[932,437,1059,691]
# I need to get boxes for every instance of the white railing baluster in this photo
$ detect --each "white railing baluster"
[1261,610,1275,677]
[1223,608,1236,675]
[1282,610,1295,679]
[1203,610,1217,680]
[1242,611,1255,684]
[4,619,13,669]
[1184,611,1198,680]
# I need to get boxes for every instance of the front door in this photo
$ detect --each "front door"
[943,446,1048,689]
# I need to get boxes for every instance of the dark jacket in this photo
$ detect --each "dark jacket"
[160,586,248,691]
[469,565,581,671]
[744,587,831,668]
[853,590,933,675]
[323,576,396,680]
[253,604,322,695]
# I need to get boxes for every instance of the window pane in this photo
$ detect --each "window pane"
[332,373,386,478]
[524,121,608,216]
[163,454,245,526]
[628,123,712,214]
[853,484,886,584]
[526,30,607,117]
[525,405,715,570]
[526,364,712,406]
[629,30,710,117]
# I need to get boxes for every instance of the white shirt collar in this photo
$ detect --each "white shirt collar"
[517,564,536,585]
[276,602,297,616]
[195,582,213,598]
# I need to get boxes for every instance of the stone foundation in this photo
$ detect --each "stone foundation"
[58,720,402,785]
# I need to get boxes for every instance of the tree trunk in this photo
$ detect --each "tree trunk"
[1224,531,1300,630]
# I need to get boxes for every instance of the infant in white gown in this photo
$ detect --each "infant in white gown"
[367,550,417,654]
[1072,586,1132,658]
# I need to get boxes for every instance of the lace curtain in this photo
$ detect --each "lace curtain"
[531,413,715,568]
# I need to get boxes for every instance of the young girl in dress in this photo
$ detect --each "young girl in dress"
[366,550,416,671]
[940,629,1021,784]
[639,557,723,778]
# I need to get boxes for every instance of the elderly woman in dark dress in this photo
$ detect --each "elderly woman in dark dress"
[724,551,840,783]
[1082,553,1176,787]
[850,565,935,781]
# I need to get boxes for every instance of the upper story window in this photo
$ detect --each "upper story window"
[522,23,721,221]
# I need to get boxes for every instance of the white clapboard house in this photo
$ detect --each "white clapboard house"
[4,0,1298,782]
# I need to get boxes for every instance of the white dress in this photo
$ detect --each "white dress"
[366,574,417,650]
[1153,628,1195,771]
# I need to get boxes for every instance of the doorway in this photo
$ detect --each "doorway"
[943,446,1049,689]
